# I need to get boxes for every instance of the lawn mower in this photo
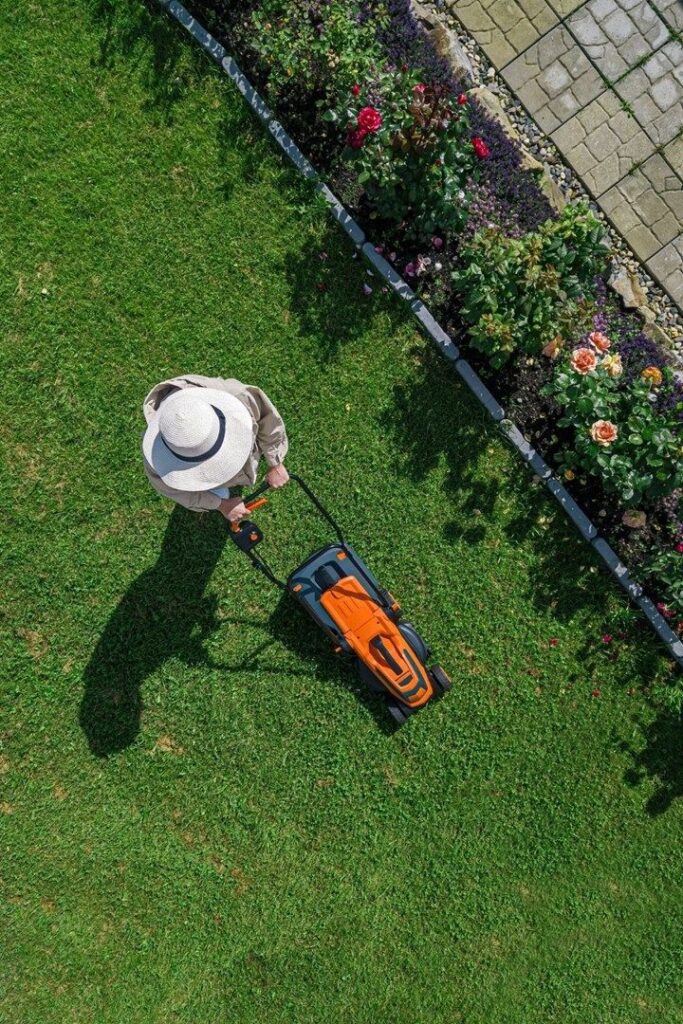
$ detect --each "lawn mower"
[227,474,451,725]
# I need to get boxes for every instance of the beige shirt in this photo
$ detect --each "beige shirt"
[142,374,288,512]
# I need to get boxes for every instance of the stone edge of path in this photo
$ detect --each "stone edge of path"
[157,0,683,671]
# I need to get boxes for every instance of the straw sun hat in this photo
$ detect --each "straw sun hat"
[142,387,254,491]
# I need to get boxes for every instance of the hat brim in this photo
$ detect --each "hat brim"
[142,388,255,491]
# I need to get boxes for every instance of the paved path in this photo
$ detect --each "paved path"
[448,0,683,311]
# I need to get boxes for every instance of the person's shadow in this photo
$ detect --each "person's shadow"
[79,505,228,756]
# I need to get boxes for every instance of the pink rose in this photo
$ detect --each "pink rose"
[589,331,610,352]
[570,347,597,374]
[357,106,382,133]
[590,420,618,446]
[542,336,562,360]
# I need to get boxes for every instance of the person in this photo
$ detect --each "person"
[141,374,289,522]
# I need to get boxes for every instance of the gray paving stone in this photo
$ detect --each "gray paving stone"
[502,26,605,131]
[658,0,683,30]
[568,0,669,80]
[615,41,683,146]
[646,233,683,309]
[552,91,655,196]
[664,134,683,176]
[600,154,683,259]
[447,0,558,68]
[547,0,585,14]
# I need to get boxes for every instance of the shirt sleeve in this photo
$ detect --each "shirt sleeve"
[142,454,222,512]
[243,384,289,468]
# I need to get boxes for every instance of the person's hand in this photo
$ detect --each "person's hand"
[266,464,290,489]
[219,497,249,523]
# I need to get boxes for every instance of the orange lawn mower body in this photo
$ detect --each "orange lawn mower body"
[228,474,451,725]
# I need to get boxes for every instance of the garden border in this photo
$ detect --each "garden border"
[157,0,683,671]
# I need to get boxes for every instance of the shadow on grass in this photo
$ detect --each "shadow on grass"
[282,221,413,361]
[211,596,400,735]
[620,707,683,816]
[89,0,207,122]
[80,506,228,756]
[80,507,397,755]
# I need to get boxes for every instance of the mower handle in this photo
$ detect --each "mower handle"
[231,473,346,545]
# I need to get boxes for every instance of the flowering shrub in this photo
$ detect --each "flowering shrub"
[546,342,683,504]
[646,539,683,618]
[452,204,609,367]
[326,72,480,237]
[245,0,384,103]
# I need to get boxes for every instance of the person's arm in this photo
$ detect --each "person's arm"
[244,385,289,469]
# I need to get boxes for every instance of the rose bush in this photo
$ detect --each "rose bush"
[325,70,479,238]
[545,342,683,504]
[452,204,609,367]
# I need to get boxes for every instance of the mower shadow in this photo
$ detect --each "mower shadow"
[79,506,228,756]
[80,506,399,755]
[212,595,403,736]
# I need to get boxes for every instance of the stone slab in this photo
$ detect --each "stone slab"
[568,0,670,82]
[614,41,683,146]
[447,0,559,68]
[502,26,605,131]
[551,90,655,196]
[646,233,683,309]
[600,153,683,259]
[657,0,683,30]
[663,134,683,177]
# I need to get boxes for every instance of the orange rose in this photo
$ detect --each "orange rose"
[602,353,623,378]
[571,347,598,374]
[588,331,610,352]
[641,366,662,387]
[542,336,563,360]
[590,420,618,446]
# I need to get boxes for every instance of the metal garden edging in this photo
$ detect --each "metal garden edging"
[157,0,683,671]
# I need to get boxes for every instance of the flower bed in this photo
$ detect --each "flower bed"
[185,0,683,665]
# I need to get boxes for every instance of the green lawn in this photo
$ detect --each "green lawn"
[2,2,682,1021]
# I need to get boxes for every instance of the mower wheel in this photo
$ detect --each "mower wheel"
[399,622,430,663]
[387,698,410,726]
[431,664,452,695]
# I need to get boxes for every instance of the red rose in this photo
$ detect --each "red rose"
[346,126,368,149]
[591,689,601,698]
[457,93,468,105]
[357,106,382,133]
[351,84,361,96]
[472,136,490,159]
